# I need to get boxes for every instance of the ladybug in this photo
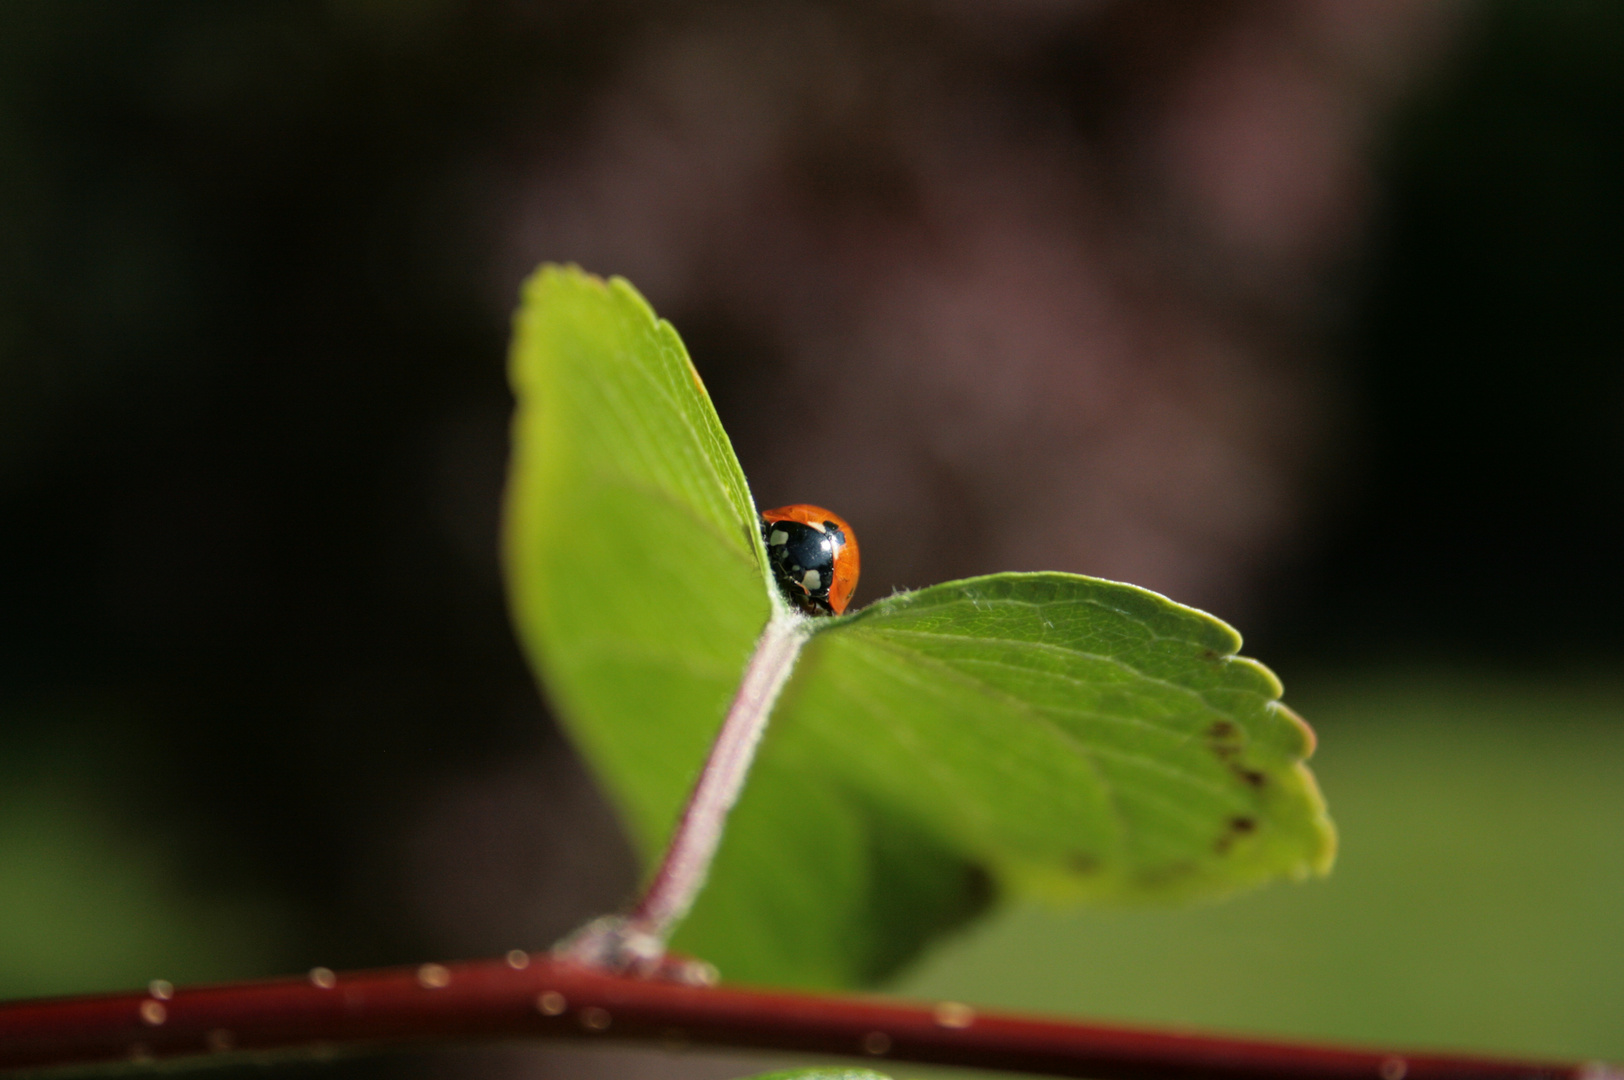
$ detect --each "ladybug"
[760,504,860,616]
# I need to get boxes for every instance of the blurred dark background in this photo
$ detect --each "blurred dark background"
[2,1,1620,1075]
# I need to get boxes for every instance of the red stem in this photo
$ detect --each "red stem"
[0,955,1608,1080]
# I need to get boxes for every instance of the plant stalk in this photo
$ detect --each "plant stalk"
[0,955,1610,1080]
[558,608,811,975]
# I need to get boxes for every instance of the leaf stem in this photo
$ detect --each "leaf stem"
[558,608,812,975]
[633,608,811,934]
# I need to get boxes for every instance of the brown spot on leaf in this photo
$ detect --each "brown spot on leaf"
[1215,815,1259,855]
[1206,720,1242,760]
[1208,723,1265,786]
[1232,766,1266,789]
[1068,852,1100,875]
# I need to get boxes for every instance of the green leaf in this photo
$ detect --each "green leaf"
[808,574,1329,903]
[505,266,771,856]
[505,265,1335,990]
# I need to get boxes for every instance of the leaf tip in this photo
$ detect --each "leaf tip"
[1223,655,1285,700]
[1270,700,1318,757]
[519,261,605,302]
[605,273,662,324]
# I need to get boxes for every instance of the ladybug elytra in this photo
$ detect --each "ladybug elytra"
[760,504,860,616]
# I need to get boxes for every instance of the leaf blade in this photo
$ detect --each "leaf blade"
[813,573,1334,901]
[504,267,769,854]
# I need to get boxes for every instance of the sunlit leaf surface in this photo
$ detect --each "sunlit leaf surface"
[505,266,769,855]
[505,266,1334,988]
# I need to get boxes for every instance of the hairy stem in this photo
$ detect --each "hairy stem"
[559,609,811,974]
[634,608,810,934]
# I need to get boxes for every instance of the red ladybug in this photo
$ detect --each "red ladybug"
[760,504,860,616]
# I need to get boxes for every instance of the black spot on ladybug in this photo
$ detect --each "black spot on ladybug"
[762,516,846,615]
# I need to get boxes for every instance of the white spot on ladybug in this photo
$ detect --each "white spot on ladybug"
[807,520,826,532]
[769,529,788,546]
[802,570,821,590]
